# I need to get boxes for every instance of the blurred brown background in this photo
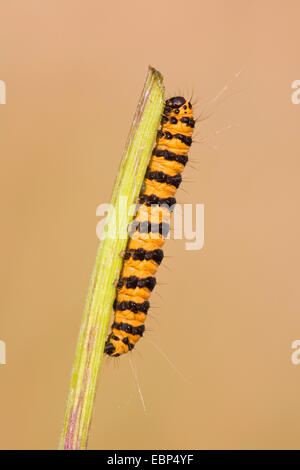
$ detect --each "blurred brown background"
[1,0,300,450]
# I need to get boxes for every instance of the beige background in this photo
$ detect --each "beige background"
[1,0,300,450]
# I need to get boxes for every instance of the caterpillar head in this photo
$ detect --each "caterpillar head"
[164,96,193,118]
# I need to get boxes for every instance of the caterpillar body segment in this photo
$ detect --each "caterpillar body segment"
[105,97,195,357]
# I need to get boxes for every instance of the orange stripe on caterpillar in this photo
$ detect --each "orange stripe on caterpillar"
[148,157,185,175]
[105,96,194,357]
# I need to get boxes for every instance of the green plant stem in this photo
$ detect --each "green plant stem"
[59,67,165,450]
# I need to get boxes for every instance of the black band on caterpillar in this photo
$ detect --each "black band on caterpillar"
[162,116,178,125]
[162,131,192,147]
[112,322,145,337]
[166,96,186,108]
[180,116,195,128]
[123,248,164,265]
[152,148,188,166]
[122,336,135,350]
[104,341,116,355]
[145,170,182,188]
[138,194,176,208]
[128,221,170,237]
[117,276,156,291]
[162,116,195,128]
[113,299,150,314]
[138,221,170,236]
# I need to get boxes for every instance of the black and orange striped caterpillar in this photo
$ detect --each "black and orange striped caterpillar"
[104,96,195,357]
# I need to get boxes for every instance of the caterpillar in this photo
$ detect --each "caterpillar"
[104,96,195,357]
